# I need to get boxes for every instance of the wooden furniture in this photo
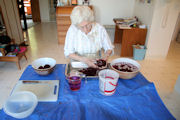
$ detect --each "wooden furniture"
[23,0,32,15]
[0,38,27,70]
[31,0,41,22]
[114,21,147,57]
[0,4,27,70]
[56,6,73,44]
[56,6,92,44]
[0,46,27,70]
[0,49,27,70]
[71,0,78,5]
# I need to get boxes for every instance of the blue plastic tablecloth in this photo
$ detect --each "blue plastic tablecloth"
[0,64,175,120]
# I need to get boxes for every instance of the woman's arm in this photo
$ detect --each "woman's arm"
[64,25,75,57]
[100,25,114,61]
[64,25,97,68]
[68,53,98,68]
[103,49,112,61]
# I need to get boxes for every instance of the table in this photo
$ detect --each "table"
[114,20,147,57]
[0,64,175,120]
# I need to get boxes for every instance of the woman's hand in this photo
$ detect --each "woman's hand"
[82,58,98,68]
[68,54,98,68]
[102,50,112,61]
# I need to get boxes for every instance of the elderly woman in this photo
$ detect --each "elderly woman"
[64,6,114,68]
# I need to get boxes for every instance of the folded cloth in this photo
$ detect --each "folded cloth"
[0,44,8,48]
[6,52,17,57]
[18,47,27,53]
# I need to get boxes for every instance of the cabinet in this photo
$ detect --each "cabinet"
[56,6,74,44]
[56,6,92,44]
[114,21,147,57]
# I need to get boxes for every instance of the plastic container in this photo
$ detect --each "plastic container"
[133,45,147,60]
[3,91,38,119]
[98,69,119,96]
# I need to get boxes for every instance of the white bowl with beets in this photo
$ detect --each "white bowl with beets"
[32,57,56,75]
[110,58,140,79]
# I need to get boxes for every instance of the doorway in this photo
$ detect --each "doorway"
[166,12,180,59]
[172,12,180,42]
[49,0,57,21]
[0,6,7,36]
[17,0,41,30]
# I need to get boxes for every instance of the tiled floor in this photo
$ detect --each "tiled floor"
[0,23,180,119]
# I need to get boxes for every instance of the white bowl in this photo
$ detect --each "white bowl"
[32,57,56,75]
[110,58,140,79]
[3,91,38,119]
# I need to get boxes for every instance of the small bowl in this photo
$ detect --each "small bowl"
[3,91,38,119]
[110,58,140,79]
[32,57,56,75]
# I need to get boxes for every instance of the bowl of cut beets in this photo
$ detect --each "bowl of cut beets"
[78,59,107,76]
[110,58,140,79]
[32,58,56,75]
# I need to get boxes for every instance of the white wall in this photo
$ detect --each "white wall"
[145,0,180,58]
[133,1,155,28]
[39,0,50,22]
[133,0,155,45]
[172,13,180,41]
[78,0,135,25]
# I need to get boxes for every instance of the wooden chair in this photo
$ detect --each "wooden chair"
[0,36,27,70]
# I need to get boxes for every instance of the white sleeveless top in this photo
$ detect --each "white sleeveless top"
[64,22,114,59]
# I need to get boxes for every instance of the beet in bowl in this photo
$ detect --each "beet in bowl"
[110,58,140,79]
[32,57,56,75]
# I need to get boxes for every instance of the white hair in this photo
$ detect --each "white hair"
[70,6,94,25]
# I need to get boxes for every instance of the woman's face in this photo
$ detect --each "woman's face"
[78,21,92,34]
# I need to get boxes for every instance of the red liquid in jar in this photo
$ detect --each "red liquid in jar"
[68,76,81,91]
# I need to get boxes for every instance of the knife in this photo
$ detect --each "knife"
[22,80,51,84]
[22,81,40,84]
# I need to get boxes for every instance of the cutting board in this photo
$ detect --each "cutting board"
[12,80,59,102]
